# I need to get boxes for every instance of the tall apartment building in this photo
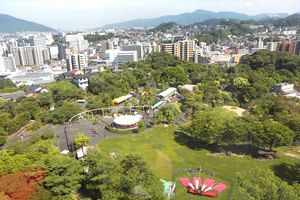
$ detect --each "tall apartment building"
[10,46,45,66]
[66,54,88,71]
[20,47,35,66]
[10,47,22,66]
[279,40,298,54]
[162,40,196,61]
[266,42,280,51]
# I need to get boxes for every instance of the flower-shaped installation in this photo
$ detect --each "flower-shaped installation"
[180,177,227,197]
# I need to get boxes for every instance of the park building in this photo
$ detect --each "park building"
[112,114,143,130]
[157,87,178,101]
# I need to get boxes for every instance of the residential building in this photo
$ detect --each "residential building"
[162,39,196,61]
[66,54,88,71]
[266,42,280,51]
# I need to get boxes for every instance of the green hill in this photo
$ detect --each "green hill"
[0,14,55,33]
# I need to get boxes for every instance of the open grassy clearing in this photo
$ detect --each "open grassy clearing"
[97,126,299,200]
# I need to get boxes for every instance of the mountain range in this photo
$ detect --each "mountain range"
[103,9,291,28]
[0,14,55,33]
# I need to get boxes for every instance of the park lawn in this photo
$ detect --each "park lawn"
[97,126,299,200]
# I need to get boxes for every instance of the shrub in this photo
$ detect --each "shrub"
[30,120,43,131]
[41,130,55,140]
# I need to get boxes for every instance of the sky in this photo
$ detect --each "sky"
[0,0,299,29]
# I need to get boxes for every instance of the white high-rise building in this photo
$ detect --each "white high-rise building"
[0,56,5,74]
[65,34,89,53]
[258,37,264,49]
[48,46,59,60]
[3,54,16,72]
[0,55,16,75]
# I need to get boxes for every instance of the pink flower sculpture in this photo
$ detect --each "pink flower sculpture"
[180,177,227,197]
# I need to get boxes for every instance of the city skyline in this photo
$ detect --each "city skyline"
[0,0,299,29]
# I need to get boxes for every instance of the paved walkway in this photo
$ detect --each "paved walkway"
[5,118,134,152]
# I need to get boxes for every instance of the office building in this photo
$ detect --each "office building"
[29,36,47,47]
[116,51,138,66]
[121,44,144,60]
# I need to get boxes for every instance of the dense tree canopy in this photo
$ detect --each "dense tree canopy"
[237,168,300,200]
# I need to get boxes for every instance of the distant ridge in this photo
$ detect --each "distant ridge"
[103,9,289,28]
[0,14,55,33]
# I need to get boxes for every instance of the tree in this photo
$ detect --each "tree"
[37,93,53,109]
[154,104,181,124]
[222,118,247,144]
[237,168,300,200]
[0,151,31,175]
[0,127,8,146]
[40,102,82,124]
[262,120,294,150]
[84,152,163,200]
[160,66,190,86]
[189,108,228,144]
[73,132,90,150]
[43,156,84,199]
[232,77,250,89]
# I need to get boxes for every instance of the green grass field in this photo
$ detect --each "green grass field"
[97,126,299,200]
